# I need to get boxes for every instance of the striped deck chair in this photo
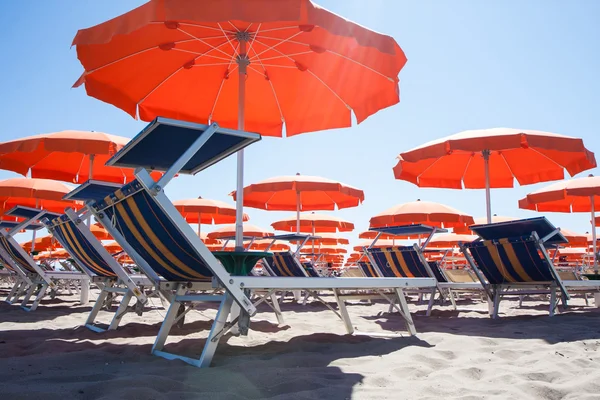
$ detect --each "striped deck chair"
[0,221,89,312]
[44,208,154,332]
[367,246,439,315]
[263,252,308,277]
[82,118,436,367]
[358,259,380,278]
[462,235,570,317]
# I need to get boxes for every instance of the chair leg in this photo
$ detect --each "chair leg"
[85,284,112,328]
[197,294,235,368]
[448,290,458,310]
[80,279,90,304]
[108,291,133,330]
[152,296,184,354]
[20,284,39,309]
[25,283,48,311]
[269,293,285,325]
[492,290,501,319]
[518,295,524,308]
[6,280,23,304]
[549,289,556,317]
[426,288,436,317]
[333,289,354,334]
[395,288,416,336]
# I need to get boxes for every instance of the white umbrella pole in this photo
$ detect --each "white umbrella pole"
[197,212,201,237]
[296,195,303,234]
[86,154,95,226]
[591,196,597,272]
[483,150,492,224]
[234,38,249,251]
[31,198,39,253]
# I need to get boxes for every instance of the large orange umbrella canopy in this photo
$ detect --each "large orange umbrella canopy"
[207,223,274,239]
[558,228,588,247]
[428,233,478,248]
[71,0,406,137]
[0,131,161,184]
[352,239,397,252]
[198,232,223,246]
[369,200,474,229]
[394,128,596,189]
[233,175,364,211]
[21,236,58,252]
[518,175,600,213]
[304,233,349,246]
[453,215,517,233]
[103,241,123,253]
[518,175,600,268]
[91,223,112,240]
[300,245,347,254]
[0,178,79,214]
[173,197,249,224]
[271,213,354,233]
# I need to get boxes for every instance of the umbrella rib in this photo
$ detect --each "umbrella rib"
[177,28,233,59]
[251,51,313,62]
[258,36,396,81]
[414,156,445,185]
[253,37,352,110]
[248,44,285,124]
[172,48,232,61]
[209,42,239,123]
[153,21,235,34]
[527,147,566,170]
[217,22,240,56]
[137,39,233,109]
[246,23,262,56]
[499,152,518,181]
[252,31,304,60]
[228,21,241,32]
[254,26,298,33]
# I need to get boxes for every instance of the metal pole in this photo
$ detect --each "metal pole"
[31,198,39,253]
[483,150,492,224]
[591,196,597,272]
[296,190,301,233]
[234,35,249,251]
[197,212,201,237]
[86,154,95,226]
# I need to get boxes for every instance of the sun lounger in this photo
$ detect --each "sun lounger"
[80,117,435,367]
[461,217,600,318]
[0,208,90,311]
[38,205,155,332]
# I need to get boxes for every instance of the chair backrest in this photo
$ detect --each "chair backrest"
[94,180,212,282]
[444,269,477,283]
[368,247,431,278]
[302,262,320,277]
[265,251,306,277]
[464,236,555,284]
[48,215,116,278]
[358,260,379,277]
[428,261,448,283]
[0,235,37,274]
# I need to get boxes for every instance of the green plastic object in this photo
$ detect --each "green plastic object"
[212,251,272,276]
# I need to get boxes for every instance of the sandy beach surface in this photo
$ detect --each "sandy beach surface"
[1,286,599,400]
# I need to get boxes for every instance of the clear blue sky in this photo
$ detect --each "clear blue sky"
[1,1,600,247]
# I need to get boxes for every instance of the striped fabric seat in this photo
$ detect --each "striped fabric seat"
[358,260,379,277]
[302,262,320,277]
[463,236,555,284]
[368,247,430,278]
[94,180,212,282]
[429,261,448,283]
[49,215,116,278]
[265,252,306,277]
[0,236,37,273]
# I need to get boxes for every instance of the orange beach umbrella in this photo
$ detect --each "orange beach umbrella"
[370,200,474,229]
[394,128,596,223]
[235,174,363,233]
[519,175,600,269]
[21,236,58,252]
[0,131,162,184]
[0,177,78,214]
[72,0,406,248]
[453,215,517,234]
[271,212,354,233]
[207,223,274,240]
[174,197,249,236]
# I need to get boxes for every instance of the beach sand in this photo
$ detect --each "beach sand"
[1,286,599,400]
